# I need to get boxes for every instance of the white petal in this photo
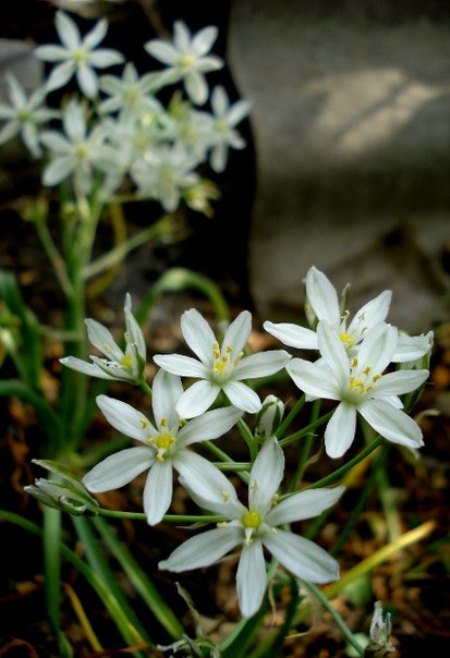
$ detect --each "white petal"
[324,402,357,458]
[223,380,262,413]
[143,460,173,525]
[45,61,75,92]
[77,65,98,99]
[175,380,219,418]
[180,308,215,364]
[263,321,318,350]
[249,439,284,513]
[233,350,290,380]
[185,71,208,105]
[144,40,178,66]
[59,356,113,379]
[83,447,153,492]
[96,394,155,441]
[153,353,209,378]
[42,156,74,186]
[226,99,252,127]
[317,321,349,388]
[85,318,123,361]
[192,26,218,56]
[266,486,345,526]
[359,399,424,448]
[287,358,340,400]
[89,49,125,68]
[178,406,242,447]
[305,266,341,326]
[264,530,339,583]
[83,18,108,50]
[152,369,183,430]
[56,11,80,50]
[374,369,429,397]
[34,45,68,62]
[236,541,266,618]
[347,290,392,340]
[222,310,252,356]
[174,450,240,516]
[356,323,397,375]
[159,526,242,572]
[393,331,433,363]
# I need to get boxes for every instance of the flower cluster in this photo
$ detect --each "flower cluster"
[45,266,432,618]
[0,11,251,208]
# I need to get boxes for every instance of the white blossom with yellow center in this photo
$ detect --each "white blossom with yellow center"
[287,321,429,458]
[82,369,242,525]
[264,265,433,364]
[159,438,343,618]
[61,293,147,384]
[153,308,291,418]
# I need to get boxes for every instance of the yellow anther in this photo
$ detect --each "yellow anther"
[226,345,233,354]
[221,491,230,502]
[339,332,355,348]
[363,366,371,376]
[351,356,359,368]
[213,342,221,358]
[139,418,150,429]
[160,417,168,427]
[372,374,382,382]
[155,433,176,450]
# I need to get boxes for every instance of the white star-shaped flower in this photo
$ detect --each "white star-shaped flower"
[82,369,243,525]
[35,10,124,98]
[287,321,429,458]
[144,20,223,105]
[264,266,433,363]
[159,437,343,617]
[153,308,291,417]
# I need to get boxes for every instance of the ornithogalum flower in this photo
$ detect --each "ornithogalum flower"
[264,265,433,363]
[0,73,58,157]
[144,21,223,105]
[82,369,243,525]
[207,86,251,173]
[61,293,147,384]
[287,321,429,458]
[99,62,162,119]
[35,10,124,98]
[153,308,291,417]
[159,438,343,618]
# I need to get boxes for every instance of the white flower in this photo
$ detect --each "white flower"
[264,266,433,364]
[144,21,223,105]
[0,73,57,157]
[35,10,124,98]
[159,438,343,618]
[40,99,113,192]
[98,63,162,118]
[255,394,285,440]
[130,143,199,211]
[153,308,291,418]
[207,86,251,173]
[286,321,429,458]
[60,293,147,383]
[82,370,243,525]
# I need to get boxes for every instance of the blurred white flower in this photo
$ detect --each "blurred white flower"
[0,73,58,157]
[160,438,343,617]
[154,308,291,418]
[83,369,243,525]
[207,86,251,173]
[99,62,162,118]
[40,99,113,192]
[144,21,223,105]
[35,10,124,98]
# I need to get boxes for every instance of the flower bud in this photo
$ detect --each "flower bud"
[255,394,284,440]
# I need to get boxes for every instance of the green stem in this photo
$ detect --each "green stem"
[279,409,333,448]
[301,581,365,656]
[276,394,305,438]
[92,516,183,640]
[98,508,225,524]
[289,399,321,491]
[310,436,384,490]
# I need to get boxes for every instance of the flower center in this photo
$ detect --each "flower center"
[73,48,87,64]
[345,360,382,400]
[339,332,355,349]
[147,427,177,461]
[120,354,133,371]
[241,508,262,545]
[211,342,242,384]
